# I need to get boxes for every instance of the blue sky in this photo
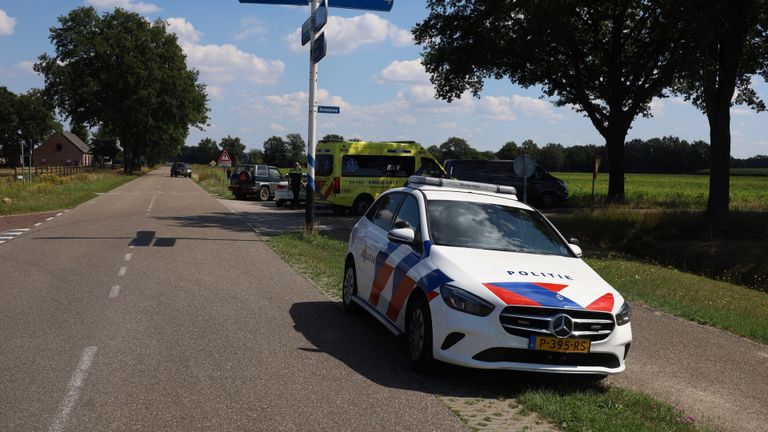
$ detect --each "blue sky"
[1,0,767,158]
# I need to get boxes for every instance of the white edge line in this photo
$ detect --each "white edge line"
[8,228,30,232]
[48,346,98,432]
[56,213,64,216]
[46,217,54,221]
[34,223,43,227]
[124,253,132,261]
[118,266,127,277]
[0,241,5,244]
[0,237,13,240]
[109,285,121,298]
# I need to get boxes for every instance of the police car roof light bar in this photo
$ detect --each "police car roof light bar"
[408,176,517,196]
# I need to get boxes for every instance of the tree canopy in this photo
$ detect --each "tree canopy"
[220,135,246,165]
[414,0,688,201]
[0,87,61,167]
[35,7,208,173]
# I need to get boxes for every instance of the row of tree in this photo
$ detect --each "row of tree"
[177,133,308,168]
[414,0,768,217]
[0,88,61,165]
[426,136,767,173]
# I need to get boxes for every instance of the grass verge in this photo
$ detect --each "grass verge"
[0,171,136,215]
[192,164,232,198]
[268,232,716,432]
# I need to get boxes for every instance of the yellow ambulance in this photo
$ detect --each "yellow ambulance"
[314,140,446,215]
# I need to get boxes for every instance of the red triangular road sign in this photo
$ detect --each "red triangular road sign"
[218,149,231,163]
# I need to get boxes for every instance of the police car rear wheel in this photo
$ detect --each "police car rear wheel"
[406,295,434,372]
[342,261,359,314]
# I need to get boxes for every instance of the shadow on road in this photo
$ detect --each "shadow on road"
[290,301,605,399]
[154,212,257,233]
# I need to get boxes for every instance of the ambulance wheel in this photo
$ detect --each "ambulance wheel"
[342,259,359,315]
[352,195,373,216]
[406,293,434,372]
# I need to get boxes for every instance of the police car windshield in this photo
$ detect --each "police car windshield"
[427,200,572,256]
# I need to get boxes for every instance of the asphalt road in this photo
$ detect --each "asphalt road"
[0,169,467,432]
[224,195,768,432]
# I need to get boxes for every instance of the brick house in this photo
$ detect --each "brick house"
[34,132,93,166]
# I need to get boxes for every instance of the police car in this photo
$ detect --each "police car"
[343,176,632,375]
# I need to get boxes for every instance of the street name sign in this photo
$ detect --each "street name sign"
[301,18,312,45]
[314,0,328,32]
[317,105,340,114]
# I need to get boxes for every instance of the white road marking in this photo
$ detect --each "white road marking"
[4,232,23,236]
[124,253,132,261]
[118,266,127,277]
[0,237,13,240]
[56,213,63,216]
[47,346,97,432]
[109,285,121,298]
[759,352,768,359]
[8,228,30,232]
[34,223,42,227]
[46,217,54,221]
[129,245,135,249]
[0,241,5,244]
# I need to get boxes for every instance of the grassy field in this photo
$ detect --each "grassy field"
[0,171,137,215]
[555,172,768,211]
[269,232,718,432]
[192,164,232,198]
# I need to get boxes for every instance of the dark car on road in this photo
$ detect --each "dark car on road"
[171,162,192,178]
[443,159,568,207]
[228,164,283,201]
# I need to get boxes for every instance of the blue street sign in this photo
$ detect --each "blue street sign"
[311,32,327,64]
[239,0,393,11]
[328,0,393,11]
[317,105,340,114]
[301,18,311,46]
[314,0,328,32]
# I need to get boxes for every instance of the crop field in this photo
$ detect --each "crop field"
[555,172,768,211]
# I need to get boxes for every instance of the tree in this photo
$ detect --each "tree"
[90,126,121,164]
[70,123,90,145]
[286,133,306,165]
[13,90,61,167]
[438,137,478,160]
[520,139,540,160]
[263,136,288,166]
[247,148,264,165]
[426,145,443,162]
[322,134,345,141]
[196,138,219,164]
[414,1,688,201]
[35,7,208,173]
[0,87,19,164]
[496,141,519,160]
[673,0,768,218]
[538,143,566,171]
[219,135,246,165]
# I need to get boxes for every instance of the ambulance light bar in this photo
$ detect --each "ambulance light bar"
[408,176,517,196]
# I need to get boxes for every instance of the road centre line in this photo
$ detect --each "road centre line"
[759,352,768,358]
[4,232,23,236]
[109,285,121,298]
[35,222,42,227]
[124,253,132,261]
[47,346,97,432]
[118,266,127,277]
[46,217,54,221]
[0,241,5,244]
[56,213,63,216]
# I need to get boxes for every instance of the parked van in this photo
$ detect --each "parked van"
[314,140,446,215]
[443,159,568,207]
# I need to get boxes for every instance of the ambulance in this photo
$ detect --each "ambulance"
[314,140,446,215]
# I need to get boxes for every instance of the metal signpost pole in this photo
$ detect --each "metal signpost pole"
[306,0,318,231]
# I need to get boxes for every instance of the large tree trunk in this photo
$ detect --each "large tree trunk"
[706,104,731,219]
[605,123,629,203]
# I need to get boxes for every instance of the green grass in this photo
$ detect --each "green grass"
[192,164,232,198]
[267,232,717,431]
[554,172,768,211]
[0,171,136,215]
[588,255,768,343]
[519,386,711,432]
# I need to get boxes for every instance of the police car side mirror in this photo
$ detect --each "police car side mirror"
[569,244,583,257]
[388,227,416,245]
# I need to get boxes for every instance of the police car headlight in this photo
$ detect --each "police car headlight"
[440,285,494,317]
[615,301,631,326]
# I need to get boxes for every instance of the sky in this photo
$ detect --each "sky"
[1,0,767,158]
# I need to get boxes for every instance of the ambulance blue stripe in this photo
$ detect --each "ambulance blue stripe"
[488,282,582,309]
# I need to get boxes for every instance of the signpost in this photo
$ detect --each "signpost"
[239,0,394,231]
[217,149,232,167]
[513,154,536,203]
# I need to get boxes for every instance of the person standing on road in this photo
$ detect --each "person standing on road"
[288,161,303,209]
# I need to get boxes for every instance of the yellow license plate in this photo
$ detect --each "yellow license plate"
[531,336,591,353]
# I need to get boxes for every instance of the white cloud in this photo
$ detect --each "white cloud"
[85,0,160,14]
[0,9,15,35]
[732,107,754,116]
[649,98,665,117]
[379,60,429,83]
[166,18,284,87]
[287,13,413,54]
[206,85,224,98]
[13,61,36,75]
[271,123,287,133]
[166,17,202,44]
[436,122,458,130]
[235,16,267,42]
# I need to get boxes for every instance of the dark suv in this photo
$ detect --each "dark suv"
[171,162,192,178]
[228,164,283,201]
[443,159,568,207]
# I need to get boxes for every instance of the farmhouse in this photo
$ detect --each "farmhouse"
[34,132,93,167]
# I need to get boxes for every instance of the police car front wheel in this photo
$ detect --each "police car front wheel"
[406,294,434,372]
[342,260,360,314]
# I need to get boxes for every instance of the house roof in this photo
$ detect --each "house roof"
[62,132,91,154]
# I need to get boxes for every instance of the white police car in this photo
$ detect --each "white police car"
[343,176,632,375]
